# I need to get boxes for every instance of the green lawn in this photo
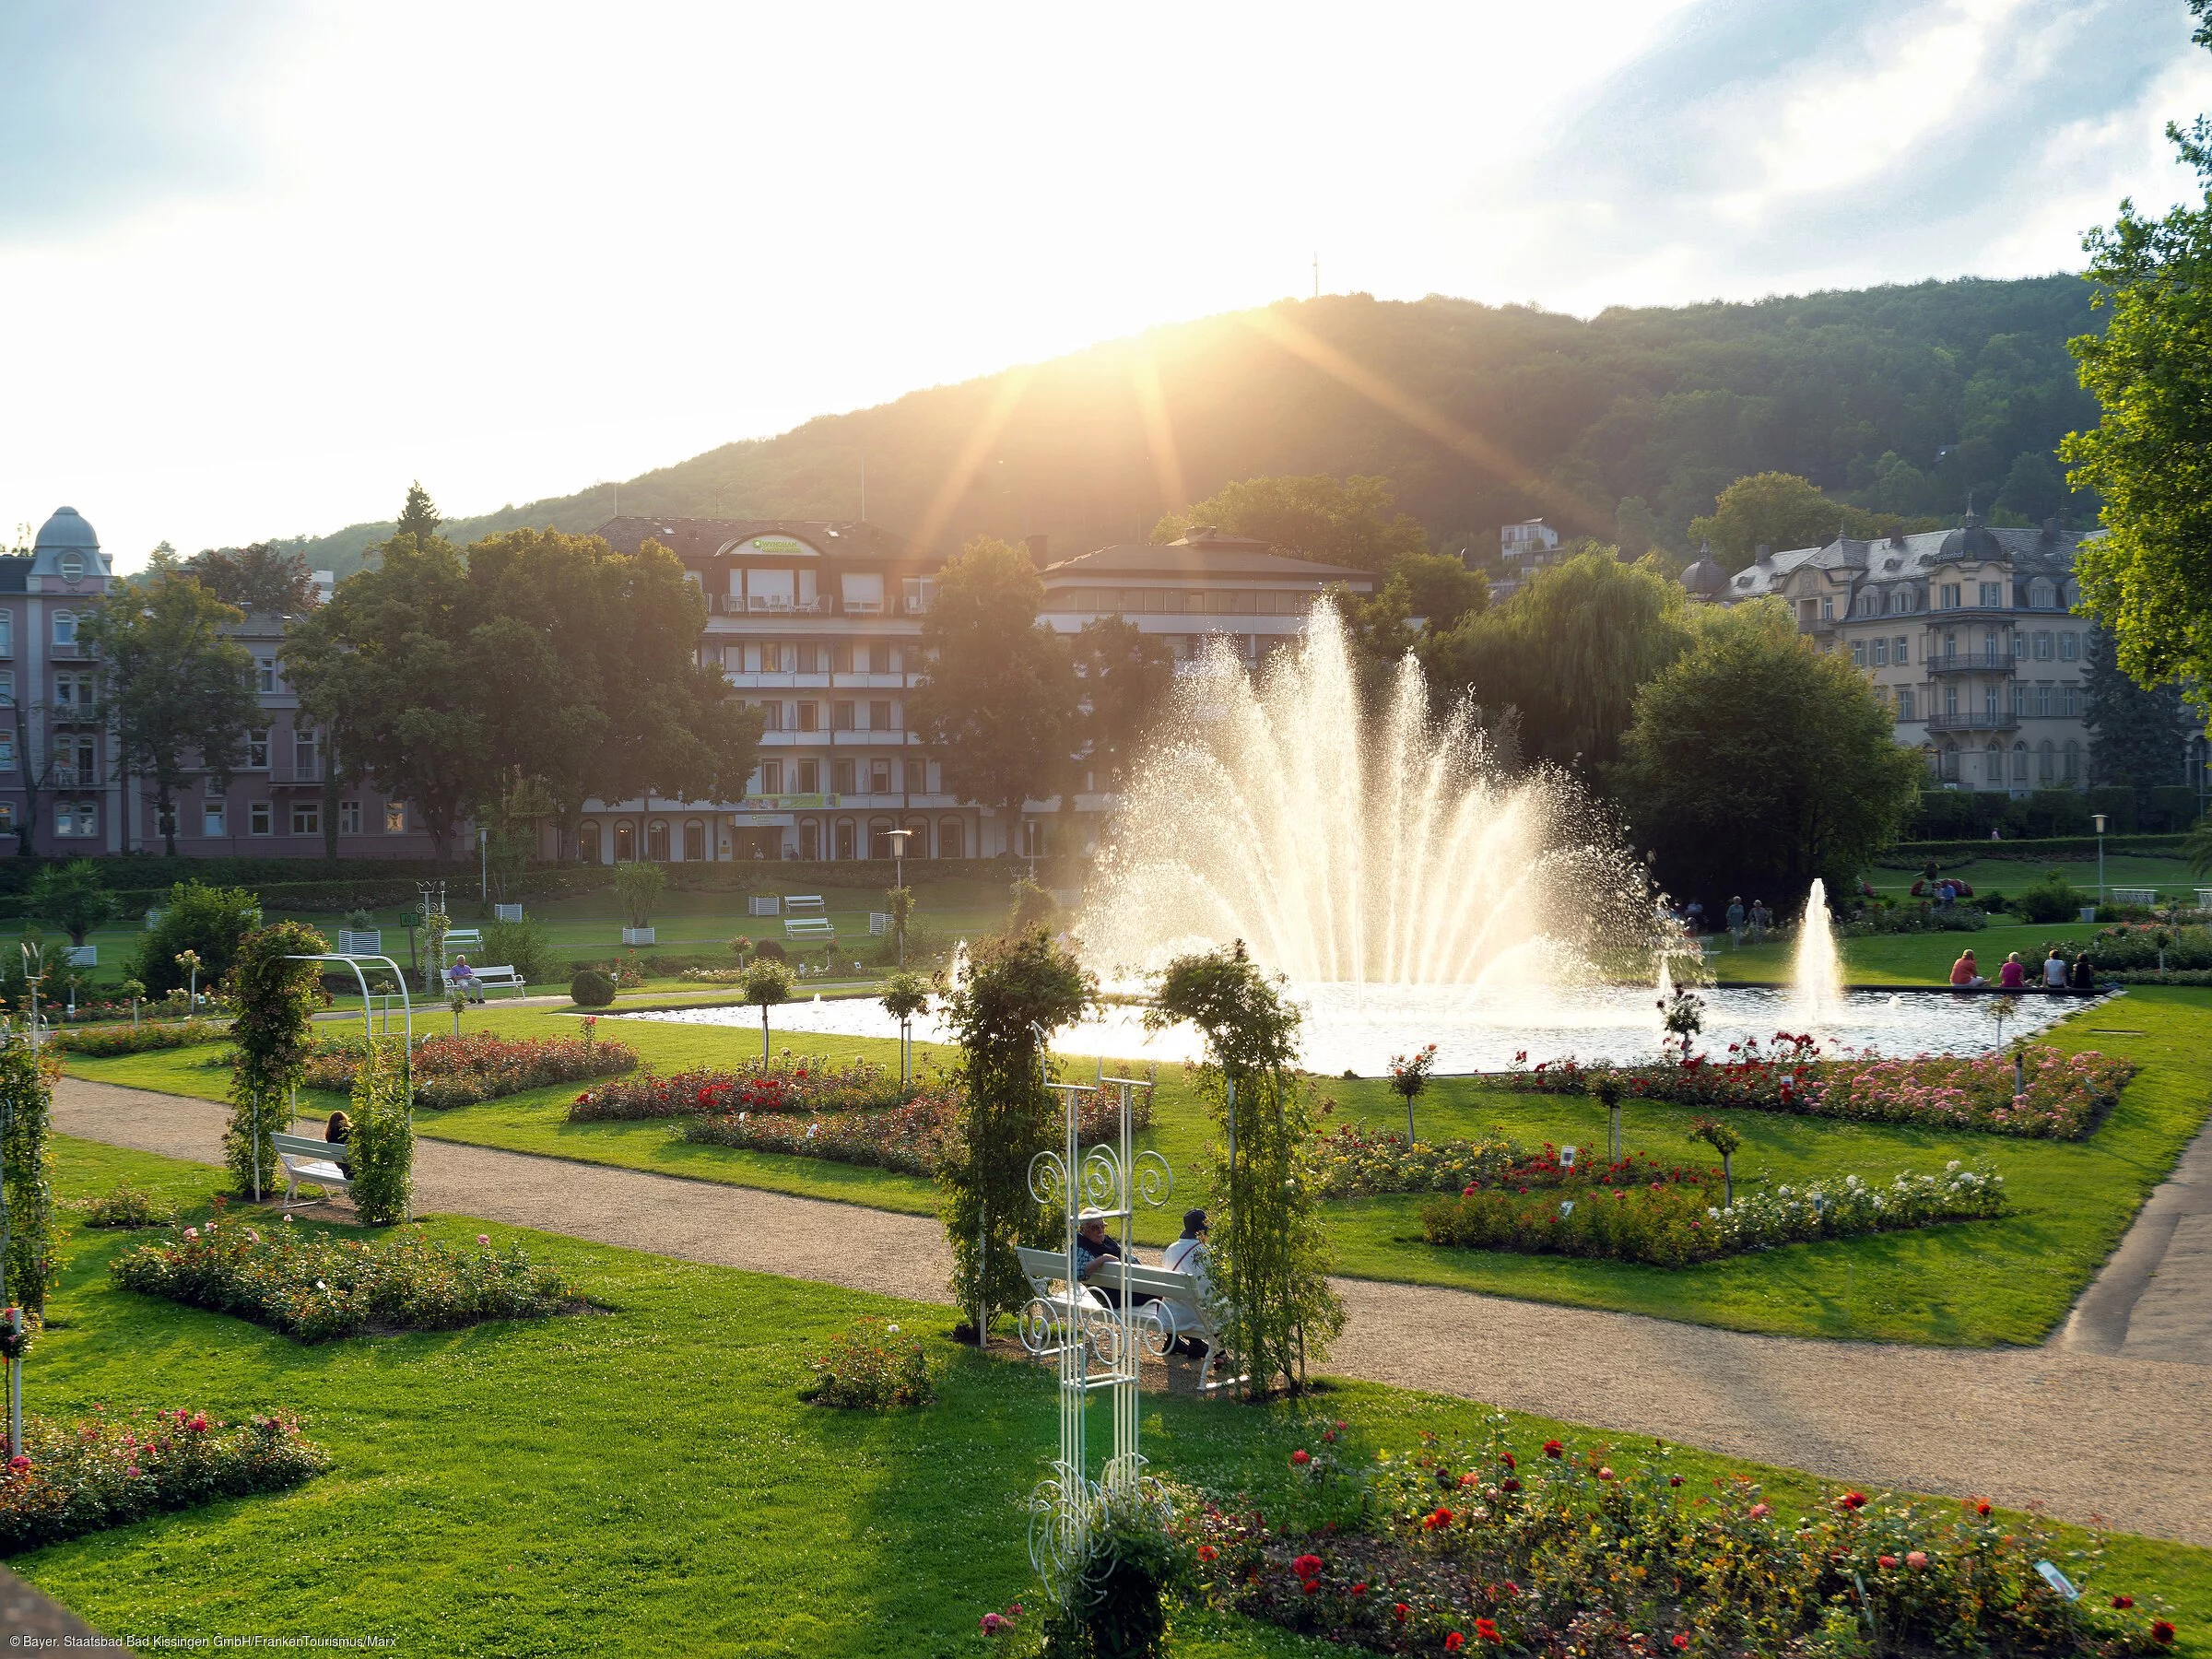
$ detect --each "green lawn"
[18,1137,2212,1655]
[1718,920,2112,986]
[65,990,2212,1349]
[1865,853,2203,901]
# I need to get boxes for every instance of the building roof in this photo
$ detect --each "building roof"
[594,515,913,563]
[1721,517,2099,601]
[32,507,98,552]
[0,558,28,595]
[1039,542,1373,585]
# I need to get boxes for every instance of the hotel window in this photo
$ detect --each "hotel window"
[2036,684,2053,716]
[2013,742,2030,782]
[1895,687,1915,721]
[832,700,854,732]
[2011,683,2028,715]
[2064,740,2081,782]
[1896,635,1910,663]
[54,800,95,838]
[1940,583,1961,609]
[2033,631,2053,660]
[339,799,361,835]
[870,759,892,793]
[0,670,12,706]
[2039,741,2055,782]
[833,758,857,794]
[2014,632,2028,660]
[255,656,276,693]
[384,801,407,832]
[1851,641,1866,667]
[247,730,270,768]
[294,729,319,779]
[203,803,226,837]
[1944,685,1959,717]
[250,802,271,835]
[2061,683,2078,717]
[0,611,11,654]
[795,759,820,794]
[1942,631,1957,662]
[52,610,76,646]
[797,701,819,733]
[53,671,94,709]
[759,759,784,795]
[1872,638,1888,666]
[1980,582,2003,606]
[756,700,781,732]
[2060,631,2080,661]
[1983,687,2001,721]
[869,700,891,731]
[0,734,11,771]
[291,800,320,836]
[2030,580,2057,608]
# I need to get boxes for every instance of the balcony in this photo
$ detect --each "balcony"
[1925,712,2019,733]
[1926,654,2015,676]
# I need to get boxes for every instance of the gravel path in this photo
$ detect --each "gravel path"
[54,1078,2212,1548]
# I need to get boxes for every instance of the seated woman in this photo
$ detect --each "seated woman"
[324,1110,352,1147]
[1158,1209,1220,1359]
[1949,949,1987,988]
[2043,948,2070,989]
[1999,952,2026,989]
[2069,954,2097,990]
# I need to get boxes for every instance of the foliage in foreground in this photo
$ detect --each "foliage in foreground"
[110,1207,571,1343]
[803,1315,935,1409]
[1504,1037,2136,1139]
[224,922,327,1201]
[304,1029,639,1109]
[0,1407,328,1557]
[1187,1419,2177,1654]
[1421,1160,2007,1267]
[0,1041,56,1313]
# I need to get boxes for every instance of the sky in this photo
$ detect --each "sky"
[2,0,2208,567]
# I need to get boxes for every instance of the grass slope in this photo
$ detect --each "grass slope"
[20,1138,2212,1655]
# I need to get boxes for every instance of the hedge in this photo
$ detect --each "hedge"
[1872,833,2193,868]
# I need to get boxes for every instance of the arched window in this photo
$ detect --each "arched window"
[2012,742,2030,783]
[903,816,931,857]
[684,818,706,862]
[833,818,857,860]
[2064,740,2081,782]
[799,819,820,860]
[1855,591,1877,617]
[52,610,76,646]
[2039,740,2055,782]
[614,819,637,862]
[581,821,603,864]
[646,819,670,862]
[868,816,897,858]
[937,817,964,859]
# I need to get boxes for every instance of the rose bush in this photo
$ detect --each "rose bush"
[49,1018,230,1058]
[803,1315,935,1409]
[302,1031,638,1109]
[0,1407,328,1555]
[570,1055,914,1122]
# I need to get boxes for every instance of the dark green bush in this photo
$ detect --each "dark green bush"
[129,882,266,999]
[480,918,555,984]
[752,937,787,962]
[2016,871,2086,924]
[570,969,616,1007]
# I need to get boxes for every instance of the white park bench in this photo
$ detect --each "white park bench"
[274,1133,351,1210]
[1015,1245,1238,1396]
[783,918,836,943]
[2197,888,2212,911]
[440,964,526,1002]
[782,895,827,916]
[2112,888,2159,907]
[442,928,485,953]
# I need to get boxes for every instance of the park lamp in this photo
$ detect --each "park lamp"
[2092,814,2108,911]
[884,829,913,965]
[2091,814,2107,834]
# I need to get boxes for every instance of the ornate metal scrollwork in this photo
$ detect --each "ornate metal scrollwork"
[1028,1147,1070,1209]
[1028,1469,1094,1602]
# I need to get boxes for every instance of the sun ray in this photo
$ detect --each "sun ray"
[906,365,1035,554]
[1126,344,1187,517]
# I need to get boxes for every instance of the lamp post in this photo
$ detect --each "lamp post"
[2092,812,2108,912]
[884,829,912,967]
[479,827,489,903]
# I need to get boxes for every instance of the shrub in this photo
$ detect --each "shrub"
[752,936,787,962]
[1420,1160,2006,1266]
[612,860,665,928]
[2077,923,2212,971]
[128,881,264,998]
[480,917,557,985]
[2017,870,2087,924]
[571,969,616,1007]
[569,1055,908,1122]
[49,1018,231,1058]
[679,1082,1147,1177]
[111,1208,571,1342]
[305,1030,638,1109]
[1186,1424,2173,1654]
[0,1407,329,1555]
[804,1315,935,1408]
[1311,1125,1654,1199]
[346,1039,412,1226]
[74,1185,176,1229]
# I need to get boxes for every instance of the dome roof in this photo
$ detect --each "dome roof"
[32,507,98,552]
[1681,556,1728,596]
[1938,509,2002,563]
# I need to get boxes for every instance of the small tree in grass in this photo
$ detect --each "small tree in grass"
[613,861,665,932]
[880,970,933,1088]
[29,860,114,949]
[740,959,795,1065]
[1658,983,1704,1065]
[0,1040,58,1316]
[1689,1115,1742,1206]
[886,883,915,967]
[225,922,329,1200]
[1147,940,1343,1397]
[940,929,1092,1344]
[347,1038,413,1225]
[1387,1042,1437,1144]
[1593,1070,1626,1164]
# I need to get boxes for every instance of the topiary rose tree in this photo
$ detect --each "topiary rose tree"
[740,959,796,1065]
[939,928,1091,1345]
[225,922,330,1200]
[1147,939,1342,1397]
[880,970,933,1088]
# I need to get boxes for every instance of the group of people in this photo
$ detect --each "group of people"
[1722,897,1773,947]
[1069,1207,1216,1356]
[1950,947,2096,990]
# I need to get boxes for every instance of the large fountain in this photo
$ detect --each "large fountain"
[622,604,2087,1070]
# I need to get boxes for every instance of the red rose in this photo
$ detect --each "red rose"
[2152,1621,2175,1644]
[1446,1634,1465,1653]
[1974,1500,1992,1517]
[1292,1555,1323,1578]
[1877,1555,1897,1569]
[1501,1477,1521,1493]
[1196,1545,1217,1563]
[1839,1491,1867,1510]
[1668,1475,1683,1487]
[2112,1595,2135,1610]
[1394,1602,1410,1622]
[1350,1583,1367,1595]
[1543,1440,1563,1458]
[1424,1506,1453,1530]
[1475,1618,1499,1641]
[1499,1451,1515,1470]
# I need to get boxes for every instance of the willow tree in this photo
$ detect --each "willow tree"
[939,929,1092,1342]
[1147,941,1341,1396]
[226,922,330,1198]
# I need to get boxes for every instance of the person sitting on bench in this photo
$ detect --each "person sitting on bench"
[1075,1211,1155,1309]
[1159,1209,1217,1358]
[324,1110,351,1146]
[449,957,484,1004]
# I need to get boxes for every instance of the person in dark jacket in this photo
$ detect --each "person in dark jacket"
[2069,954,2097,990]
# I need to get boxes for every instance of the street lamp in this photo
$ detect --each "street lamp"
[479,827,489,902]
[2092,812,2108,912]
[884,829,913,966]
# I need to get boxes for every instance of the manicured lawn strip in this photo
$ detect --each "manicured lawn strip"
[1864,853,2200,898]
[1719,921,2111,985]
[19,1138,2212,1655]
[63,993,2212,1347]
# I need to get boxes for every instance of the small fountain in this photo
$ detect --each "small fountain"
[1791,877,1846,1024]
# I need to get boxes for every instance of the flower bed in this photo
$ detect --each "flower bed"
[804,1315,935,1408]
[110,1207,572,1342]
[0,1407,329,1555]
[49,1018,230,1058]
[302,1030,638,1109]
[570,1055,912,1122]
[2078,923,2212,972]
[1421,1160,2006,1267]
[1503,1038,2135,1139]
[679,1080,1152,1178]
[1311,1125,1685,1199]
[1186,1423,2174,1654]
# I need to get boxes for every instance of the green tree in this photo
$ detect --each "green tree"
[79,567,260,856]
[740,959,795,1064]
[2084,626,2192,803]
[225,920,329,1201]
[28,859,114,947]
[0,1042,56,1316]
[129,882,263,998]
[395,480,441,547]
[1150,473,1429,573]
[908,538,1077,830]
[1421,549,1697,771]
[1615,604,1924,909]
[1070,616,1173,792]
[1688,473,1887,573]
[938,929,1093,1341]
[182,542,318,613]
[2063,14,2212,698]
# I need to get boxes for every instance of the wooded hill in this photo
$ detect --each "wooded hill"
[287,274,2104,576]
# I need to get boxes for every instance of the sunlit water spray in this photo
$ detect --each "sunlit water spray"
[1791,877,1847,1024]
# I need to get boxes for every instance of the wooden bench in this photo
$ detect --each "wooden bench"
[783,918,836,942]
[1015,1245,1238,1395]
[440,964,526,1002]
[273,1134,352,1210]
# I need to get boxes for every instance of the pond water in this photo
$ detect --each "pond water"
[611,982,2100,1078]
